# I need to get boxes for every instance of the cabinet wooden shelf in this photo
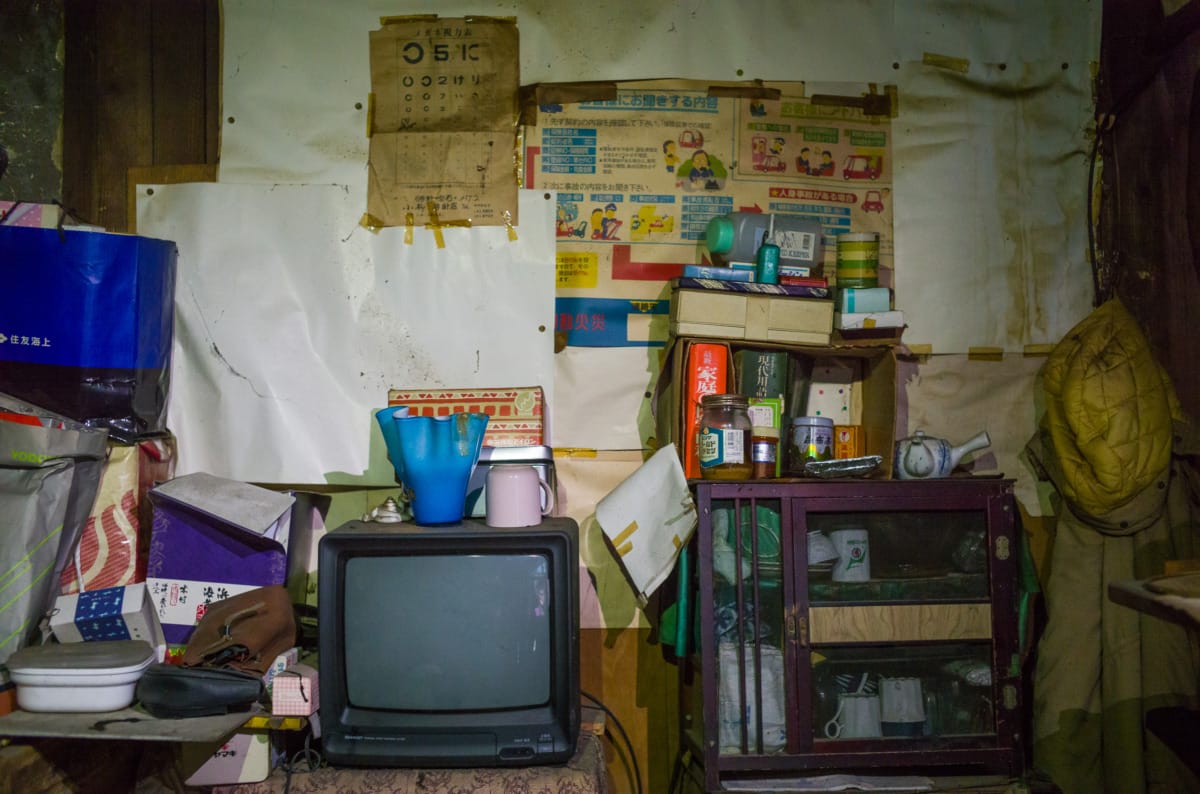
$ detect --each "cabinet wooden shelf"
[681,478,1023,792]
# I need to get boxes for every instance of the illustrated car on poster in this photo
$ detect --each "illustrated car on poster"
[842,154,883,180]
[756,155,787,173]
[861,190,885,213]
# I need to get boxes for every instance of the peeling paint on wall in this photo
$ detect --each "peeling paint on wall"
[0,0,65,202]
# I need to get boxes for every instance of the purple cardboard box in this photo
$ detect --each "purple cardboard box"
[146,473,295,646]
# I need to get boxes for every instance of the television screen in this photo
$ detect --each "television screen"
[344,553,551,711]
[318,518,580,768]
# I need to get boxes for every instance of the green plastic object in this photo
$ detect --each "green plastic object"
[755,241,780,284]
[705,215,735,254]
[658,545,692,658]
[674,544,690,657]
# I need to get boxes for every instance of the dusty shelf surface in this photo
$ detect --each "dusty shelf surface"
[0,704,261,742]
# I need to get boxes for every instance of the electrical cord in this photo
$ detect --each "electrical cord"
[667,744,693,794]
[280,729,325,794]
[581,689,644,794]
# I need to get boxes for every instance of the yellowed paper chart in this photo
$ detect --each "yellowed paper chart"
[367,16,520,227]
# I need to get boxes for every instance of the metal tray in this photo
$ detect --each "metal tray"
[803,455,883,479]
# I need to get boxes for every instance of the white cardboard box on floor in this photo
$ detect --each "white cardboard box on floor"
[183,732,272,786]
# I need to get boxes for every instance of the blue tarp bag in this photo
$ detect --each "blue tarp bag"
[0,225,178,442]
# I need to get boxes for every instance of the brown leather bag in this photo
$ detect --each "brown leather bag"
[181,585,296,674]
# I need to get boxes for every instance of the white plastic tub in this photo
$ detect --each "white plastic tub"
[7,639,155,712]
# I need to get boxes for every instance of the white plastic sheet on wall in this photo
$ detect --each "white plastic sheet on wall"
[217,1,898,188]
[198,0,1101,485]
[136,184,556,483]
[553,347,662,451]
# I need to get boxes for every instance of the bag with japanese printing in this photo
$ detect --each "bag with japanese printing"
[0,224,177,442]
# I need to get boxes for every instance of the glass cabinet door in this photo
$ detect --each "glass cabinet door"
[810,642,997,744]
[799,496,1007,746]
[806,507,991,604]
[692,481,1019,768]
[691,479,1017,791]
[708,498,789,756]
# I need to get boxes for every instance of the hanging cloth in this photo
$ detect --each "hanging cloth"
[1029,299,1200,793]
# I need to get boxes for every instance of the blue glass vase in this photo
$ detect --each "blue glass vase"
[377,409,489,525]
[374,406,411,484]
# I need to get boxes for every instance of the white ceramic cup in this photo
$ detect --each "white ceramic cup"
[830,528,870,582]
[807,531,839,565]
[824,692,882,739]
[880,676,926,736]
[485,464,554,527]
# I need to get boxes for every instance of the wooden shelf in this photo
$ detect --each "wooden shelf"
[0,704,264,743]
[1107,580,1200,781]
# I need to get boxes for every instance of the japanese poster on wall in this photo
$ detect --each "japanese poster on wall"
[522,79,894,347]
[367,16,520,228]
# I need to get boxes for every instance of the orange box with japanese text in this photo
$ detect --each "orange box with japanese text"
[834,425,864,459]
[654,339,734,479]
[684,343,729,478]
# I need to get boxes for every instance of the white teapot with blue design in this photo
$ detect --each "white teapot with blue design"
[894,429,991,480]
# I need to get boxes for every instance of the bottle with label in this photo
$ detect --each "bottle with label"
[751,427,779,479]
[755,215,780,285]
[697,394,753,480]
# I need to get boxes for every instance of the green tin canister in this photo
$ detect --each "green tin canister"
[835,232,880,288]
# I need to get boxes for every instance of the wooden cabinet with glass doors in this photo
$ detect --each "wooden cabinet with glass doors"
[681,478,1023,792]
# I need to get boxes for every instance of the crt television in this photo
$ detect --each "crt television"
[317,517,580,767]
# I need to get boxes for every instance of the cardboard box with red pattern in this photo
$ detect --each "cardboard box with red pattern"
[59,438,176,595]
[387,386,545,447]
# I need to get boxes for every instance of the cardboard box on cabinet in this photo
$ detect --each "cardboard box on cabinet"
[669,279,834,345]
[255,488,331,607]
[833,310,906,344]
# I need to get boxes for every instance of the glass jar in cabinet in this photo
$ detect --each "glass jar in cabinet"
[697,394,752,480]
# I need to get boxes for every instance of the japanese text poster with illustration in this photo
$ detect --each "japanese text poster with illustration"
[523,80,893,347]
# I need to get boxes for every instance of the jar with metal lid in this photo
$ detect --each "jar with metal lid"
[787,415,835,475]
[697,394,753,480]
[751,427,779,479]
